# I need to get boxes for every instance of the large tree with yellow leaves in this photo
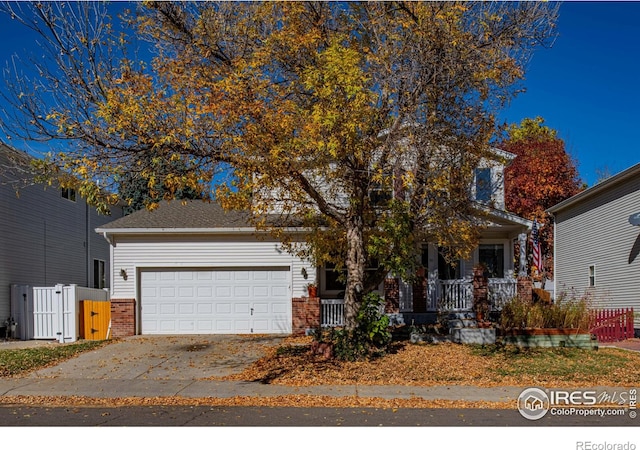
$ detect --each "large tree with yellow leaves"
[1,2,558,330]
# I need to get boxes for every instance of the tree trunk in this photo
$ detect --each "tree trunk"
[344,214,366,330]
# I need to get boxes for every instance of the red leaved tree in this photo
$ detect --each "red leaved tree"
[501,117,584,278]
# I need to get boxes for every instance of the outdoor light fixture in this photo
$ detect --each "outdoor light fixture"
[120,268,128,280]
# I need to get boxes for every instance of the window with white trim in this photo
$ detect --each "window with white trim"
[93,259,105,289]
[474,168,492,203]
[588,265,596,287]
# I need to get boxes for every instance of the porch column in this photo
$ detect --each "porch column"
[383,278,400,313]
[518,233,528,277]
[412,268,427,313]
[473,266,489,317]
[292,296,320,335]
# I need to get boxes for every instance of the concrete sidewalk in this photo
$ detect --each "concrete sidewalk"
[0,377,523,402]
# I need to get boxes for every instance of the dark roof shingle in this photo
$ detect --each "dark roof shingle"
[98,200,252,229]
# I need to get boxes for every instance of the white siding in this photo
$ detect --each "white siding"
[109,233,314,301]
[554,175,640,326]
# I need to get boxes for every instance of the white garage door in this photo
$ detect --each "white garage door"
[140,268,291,334]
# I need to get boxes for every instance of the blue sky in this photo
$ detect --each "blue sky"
[498,1,640,187]
[1,2,639,187]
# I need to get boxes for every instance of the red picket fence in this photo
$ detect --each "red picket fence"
[589,308,635,343]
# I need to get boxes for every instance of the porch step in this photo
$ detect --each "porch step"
[447,311,476,320]
[447,311,478,331]
[452,328,496,345]
[448,318,478,330]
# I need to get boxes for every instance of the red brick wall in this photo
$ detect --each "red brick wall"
[412,276,427,313]
[517,277,533,303]
[473,266,489,311]
[383,278,400,313]
[110,298,136,338]
[292,296,320,335]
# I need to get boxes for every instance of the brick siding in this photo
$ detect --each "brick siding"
[292,296,320,335]
[110,298,136,338]
[383,278,400,313]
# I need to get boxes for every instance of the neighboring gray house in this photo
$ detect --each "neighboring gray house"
[0,143,123,321]
[547,162,640,330]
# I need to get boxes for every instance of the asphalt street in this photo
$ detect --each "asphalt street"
[0,405,637,427]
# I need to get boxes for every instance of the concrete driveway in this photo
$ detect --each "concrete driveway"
[24,335,286,380]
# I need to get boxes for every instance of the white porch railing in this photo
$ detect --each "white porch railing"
[488,278,517,311]
[320,278,517,326]
[426,278,517,312]
[431,280,474,311]
[321,299,345,327]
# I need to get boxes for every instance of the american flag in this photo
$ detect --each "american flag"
[531,220,543,272]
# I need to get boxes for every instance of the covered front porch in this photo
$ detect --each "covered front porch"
[319,209,533,327]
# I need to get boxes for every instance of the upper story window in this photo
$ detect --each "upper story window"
[61,187,76,202]
[475,168,492,203]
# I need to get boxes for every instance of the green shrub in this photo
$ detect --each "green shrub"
[314,292,392,361]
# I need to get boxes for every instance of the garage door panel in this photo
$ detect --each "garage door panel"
[160,287,176,297]
[234,320,251,333]
[197,272,213,280]
[272,286,289,296]
[234,271,250,281]
[215,286,231,298]
[235,302,250,314]
[252,302,269,314]
[252,271,268,281]
[215,272,231,281]
[215,303,231,314]
[233,286,250,297]
[141,268,291,334]
[272,303,288,314]
[159,304,176,314]
[253,286,269,297]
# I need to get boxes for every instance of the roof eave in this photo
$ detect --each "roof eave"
[475,203,533,229]
[94,226,307,235]
[547,162,640,215]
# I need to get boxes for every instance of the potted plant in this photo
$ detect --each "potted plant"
[306,283,318,298]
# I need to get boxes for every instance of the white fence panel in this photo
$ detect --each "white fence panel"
[31,284,109,343]
[32,286,58,340]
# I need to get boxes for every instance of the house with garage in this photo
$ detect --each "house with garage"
[547,162,640,333]
[96,148,534,337]
[0,142,123,328]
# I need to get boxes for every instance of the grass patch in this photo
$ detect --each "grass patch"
[0,340,110,377]
[469,344,638,384]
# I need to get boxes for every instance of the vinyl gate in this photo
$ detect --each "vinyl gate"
[12,284,109,343]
